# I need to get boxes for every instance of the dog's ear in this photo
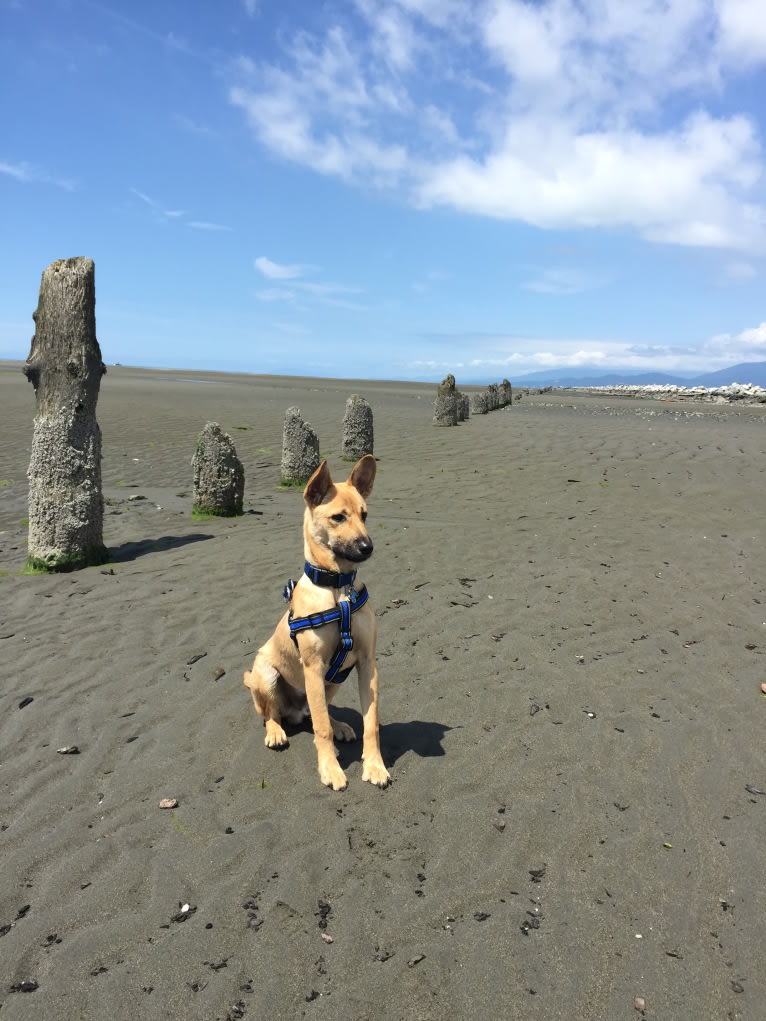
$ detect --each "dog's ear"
[348,454,376,499]
[304,460,333,507]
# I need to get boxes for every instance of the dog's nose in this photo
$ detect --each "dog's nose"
[357,537,373,557]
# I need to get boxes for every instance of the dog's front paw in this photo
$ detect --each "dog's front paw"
[319,761,348,791]
[331,718,356,743]
[264,721,289,748]
[362,759,391,788]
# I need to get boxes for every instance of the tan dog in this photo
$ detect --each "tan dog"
[243,454,390,791]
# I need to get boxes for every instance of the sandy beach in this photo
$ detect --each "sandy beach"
[1,361,765,1020]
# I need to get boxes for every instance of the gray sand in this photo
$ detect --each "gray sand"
[1,363,765,1019]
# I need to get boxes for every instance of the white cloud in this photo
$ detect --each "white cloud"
[418,110,765,251]
[256,288,297,302]
[187,221,233,231]
[0,160,30,181]
[737,322,766,346]
[228,0,766,253]
[484,0,568,84]
[297,281,369,311]
[254,256,312,279]
[254,260,367,311]
[522,266,605,295]
[718,260,758,287]
[1,158,74,190]
[707,321,766,360]
[229,70,408,187]
[131,188,186,219]
[272,321,310,335]
[132,189,233,232]
[406,319,766,376]
[717,0,766,66]
[355,0,419,71]
[175,114,216,137]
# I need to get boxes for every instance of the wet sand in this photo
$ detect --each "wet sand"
[1,362,765,1019]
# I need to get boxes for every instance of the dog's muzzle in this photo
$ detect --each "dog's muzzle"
[339,537,373,562]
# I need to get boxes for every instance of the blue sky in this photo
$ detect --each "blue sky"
[2,0,766,382]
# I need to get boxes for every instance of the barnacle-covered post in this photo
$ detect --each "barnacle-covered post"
[433,373,458,426]
[192,422,245,517]
[281,406,320,485]
[23,257,108,571]
[342,394,374,460]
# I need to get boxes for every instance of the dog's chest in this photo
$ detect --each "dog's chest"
[289,585,372,679]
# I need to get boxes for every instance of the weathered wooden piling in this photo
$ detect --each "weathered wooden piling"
[342,394,374,460]
[433,373,459,426]
[471,391,489,415]
[23,257,108,571]
[281,407,320,484]
[191,422,245,517]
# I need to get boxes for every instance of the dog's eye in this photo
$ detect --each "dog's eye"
[361,511,368,522]
[331,513,346,523]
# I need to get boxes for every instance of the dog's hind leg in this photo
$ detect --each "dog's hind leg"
[324,682,357,743]
[244,657,289,748]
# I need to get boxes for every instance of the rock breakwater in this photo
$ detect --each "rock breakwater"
[570,381,766,404]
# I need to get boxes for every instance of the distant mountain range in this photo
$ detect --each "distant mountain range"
[509,361,766,390]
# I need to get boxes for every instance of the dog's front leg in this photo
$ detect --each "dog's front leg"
[303,662,349,791]
[356,653,391,788]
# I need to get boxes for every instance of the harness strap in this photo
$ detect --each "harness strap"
[325,597,353,682]
[287,585,369,683]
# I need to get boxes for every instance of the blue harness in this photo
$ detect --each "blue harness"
[284,562,370,684]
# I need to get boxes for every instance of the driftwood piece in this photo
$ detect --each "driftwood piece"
[192,422,245,517]
[23,257,107,571]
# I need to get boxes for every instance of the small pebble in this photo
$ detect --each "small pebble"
[634,995,646,1011]
[57,745,80,755]
[320,932,334,944]
[159,798,179,810]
